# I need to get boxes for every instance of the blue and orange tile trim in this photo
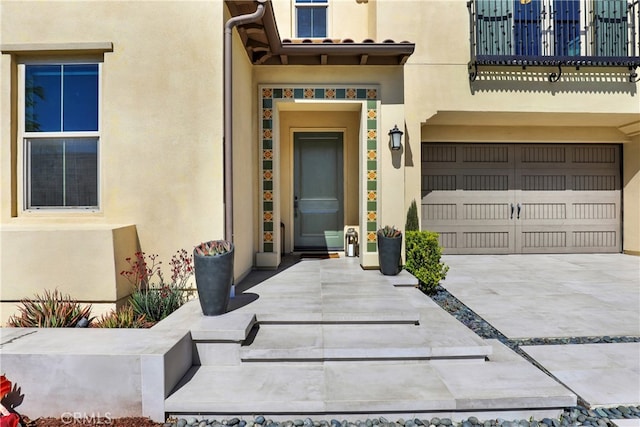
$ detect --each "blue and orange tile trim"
[260,86,379,254]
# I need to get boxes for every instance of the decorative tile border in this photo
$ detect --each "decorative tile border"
[260,86,379,254]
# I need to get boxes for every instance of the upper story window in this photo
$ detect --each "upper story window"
[23,63,100,210]
[296,0,328,38]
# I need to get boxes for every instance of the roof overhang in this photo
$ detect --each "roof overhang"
[225,0,415,66]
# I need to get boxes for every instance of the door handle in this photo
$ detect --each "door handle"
[294,196,299,218]
[517,203,521,220]
[510,203,515,219]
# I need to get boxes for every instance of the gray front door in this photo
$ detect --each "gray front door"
[294,132,344,250]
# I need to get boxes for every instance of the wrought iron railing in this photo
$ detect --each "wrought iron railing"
[468,0,640,81]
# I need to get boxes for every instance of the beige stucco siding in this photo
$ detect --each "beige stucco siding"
[0,1,231,318]
[392,0,639,253]
[623,137,640,255]
[1,0,639,323]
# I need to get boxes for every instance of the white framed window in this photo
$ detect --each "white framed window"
[295,0,328,38]
[21,62,101,210]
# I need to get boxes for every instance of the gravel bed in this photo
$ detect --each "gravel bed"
[429,286,640,348]
[162,408,640,427]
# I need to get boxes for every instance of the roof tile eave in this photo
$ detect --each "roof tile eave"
[226,0,415,66]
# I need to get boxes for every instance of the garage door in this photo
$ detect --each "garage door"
[421,143,621,254]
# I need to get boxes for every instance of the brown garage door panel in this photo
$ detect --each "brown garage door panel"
[421,143,621,254]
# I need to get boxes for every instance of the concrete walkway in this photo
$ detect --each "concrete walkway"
[164,255,579,420]
[441,254,640,408]
[4,253,636,422]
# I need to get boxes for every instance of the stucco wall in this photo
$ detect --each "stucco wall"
[268,0,640,252]
[0,1,228,315]
[1,0,637,319]
[623,137,640,254]
[387,0,640,253]
[0,224,138,324]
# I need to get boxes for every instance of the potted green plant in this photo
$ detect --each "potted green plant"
[193,240,234,316]
[377,225,403,276]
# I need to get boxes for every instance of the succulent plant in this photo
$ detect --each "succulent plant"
[194,240,233,256]
[377,225,402,238]
[92,305,154,328]
[6,289,93,328]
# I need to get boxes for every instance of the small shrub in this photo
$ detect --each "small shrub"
[7,289,93,328]
[405,231,449,294]
[405,199,419,232]
[120,249,195,323]
[129,284,187,323]
[92,305,154,328]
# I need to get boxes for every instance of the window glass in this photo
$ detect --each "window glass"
[25,64,98,132]
[513,0,541,55]
[29,139,64,206]
[24,63,100,209]
[296,0,327,38]
[28,138,98,208]
[63,65,99,131]
[25,65,62,132]
[593,0,628,56]
[312,7,327,37]
[476,0,513,55]
[554,0,580,56]
[298,7,313,37]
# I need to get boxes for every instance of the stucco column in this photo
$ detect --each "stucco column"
[377,104,407,263]
[623,135,640,255]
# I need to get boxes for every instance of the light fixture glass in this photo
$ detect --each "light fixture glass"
[388,124,403,151]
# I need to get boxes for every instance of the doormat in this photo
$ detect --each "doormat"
[299,253,340,259]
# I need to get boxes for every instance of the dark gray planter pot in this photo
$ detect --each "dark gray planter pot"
[193,243,234,316]
[377,234,402,276]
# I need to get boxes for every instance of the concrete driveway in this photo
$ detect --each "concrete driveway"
[441,254,640,408]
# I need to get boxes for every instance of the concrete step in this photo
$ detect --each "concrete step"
[240,323,490,362]
[165,340,576,419]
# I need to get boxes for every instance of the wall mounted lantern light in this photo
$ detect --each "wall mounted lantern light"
[388,124,403,151]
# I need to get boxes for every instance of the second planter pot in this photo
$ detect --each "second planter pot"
[193,242,234,316]
[377,234,402,276]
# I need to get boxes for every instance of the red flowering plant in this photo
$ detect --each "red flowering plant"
[0,375,20,427]
[120,249,195,324]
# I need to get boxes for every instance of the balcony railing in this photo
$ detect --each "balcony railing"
[468,0,640,81]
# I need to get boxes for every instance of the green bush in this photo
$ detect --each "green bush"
[7,289,93,327]
[405,231,449,294]
[405,199,419,232]
[129,284,188,323]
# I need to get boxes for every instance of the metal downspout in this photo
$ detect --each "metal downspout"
[224,0,266,242]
